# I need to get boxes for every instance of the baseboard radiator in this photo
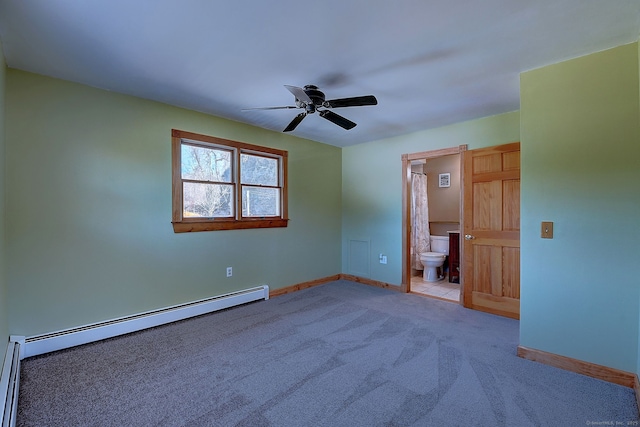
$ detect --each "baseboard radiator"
[1,337,23,427]
[23,285,269,359]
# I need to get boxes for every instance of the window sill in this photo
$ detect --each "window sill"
[172,218,289,233]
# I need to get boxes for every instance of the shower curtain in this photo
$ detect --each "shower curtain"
[411,173,431,270]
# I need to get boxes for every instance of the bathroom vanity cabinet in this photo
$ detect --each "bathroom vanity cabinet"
[448,231,460,283]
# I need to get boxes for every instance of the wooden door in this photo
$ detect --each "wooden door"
[462,142,520,319]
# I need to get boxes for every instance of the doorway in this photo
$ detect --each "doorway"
[402,142,521,319]
[401,145,467,303]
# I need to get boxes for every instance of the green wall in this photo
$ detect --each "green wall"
[5,70,342,337]
[520,43,640,373]
[0,40,8,357]
[341,111,520,285]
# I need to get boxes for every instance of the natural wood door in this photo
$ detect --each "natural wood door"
[462,142,520,319]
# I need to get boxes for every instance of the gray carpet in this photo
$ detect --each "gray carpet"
[17,280,638,426]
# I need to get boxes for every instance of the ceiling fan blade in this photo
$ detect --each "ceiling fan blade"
[319,110,357,130]
[283,112,307,132]
[242,106,297,111]
[325,95,378,108]
[284,85,312,104]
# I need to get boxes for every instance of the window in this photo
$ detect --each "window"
[172,129,288,232]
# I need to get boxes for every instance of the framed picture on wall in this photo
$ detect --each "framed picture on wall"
[439,173,450,188]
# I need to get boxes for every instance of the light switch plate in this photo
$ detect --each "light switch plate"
[541,221,553,239]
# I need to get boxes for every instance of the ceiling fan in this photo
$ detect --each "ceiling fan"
[243,85,377,132]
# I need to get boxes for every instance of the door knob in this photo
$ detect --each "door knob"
[464,234,475,240]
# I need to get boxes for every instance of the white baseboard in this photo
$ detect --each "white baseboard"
[1,337,24,427]
[23,285,269,359]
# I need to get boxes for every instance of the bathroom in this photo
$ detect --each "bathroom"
[410,153,461,301]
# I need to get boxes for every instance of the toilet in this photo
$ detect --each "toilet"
[419,235,449,282]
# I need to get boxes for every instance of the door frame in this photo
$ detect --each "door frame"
[401,144,468,296]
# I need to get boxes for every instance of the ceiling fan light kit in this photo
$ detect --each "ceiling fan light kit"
[243,85,377,132]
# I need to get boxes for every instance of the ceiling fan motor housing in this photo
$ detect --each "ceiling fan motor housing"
[303,85,326,106]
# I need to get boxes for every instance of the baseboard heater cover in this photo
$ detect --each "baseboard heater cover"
[1,337,23,427]
[23,285,269,359]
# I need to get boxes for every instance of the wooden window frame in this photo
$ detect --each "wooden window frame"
[172,129,288,232]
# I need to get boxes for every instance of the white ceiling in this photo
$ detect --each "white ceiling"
[1,1,639,147]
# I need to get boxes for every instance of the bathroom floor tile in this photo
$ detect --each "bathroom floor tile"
[410,274,460,303]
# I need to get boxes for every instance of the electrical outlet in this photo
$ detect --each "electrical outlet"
[226,267,233,277]
[379,254,387,264]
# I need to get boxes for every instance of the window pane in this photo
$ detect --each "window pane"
[242,186,280,217]
[240,153,278,186]
[182,144,232,183]
[183,182,234,217]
